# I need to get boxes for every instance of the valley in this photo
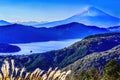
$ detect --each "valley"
[0,3,119,80]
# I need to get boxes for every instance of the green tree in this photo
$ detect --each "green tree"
[88,68,101,80]
[78,70,90,80]
[72,68,101,80]
[103,59,120,80]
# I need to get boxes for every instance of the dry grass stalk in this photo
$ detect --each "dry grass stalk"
[0,59,71,80]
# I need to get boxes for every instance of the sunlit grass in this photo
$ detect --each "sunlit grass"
[0,59,71,80]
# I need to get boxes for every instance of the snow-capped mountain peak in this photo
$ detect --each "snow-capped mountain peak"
[75,7,108,17]
[35,7,120,28]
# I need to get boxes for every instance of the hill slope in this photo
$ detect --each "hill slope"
[0,22,108,43]
[0,33,120,72]
[63,45,120,74]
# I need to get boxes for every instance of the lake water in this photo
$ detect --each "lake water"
[0,39,81,55]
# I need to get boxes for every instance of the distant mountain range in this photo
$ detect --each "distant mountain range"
[0,20,11,26]
[35,7,120,28]
[0,22,108,43]
[108,26,120,32]
[17,21,48,26]
[0,6,120,78]
[0,7,119,28]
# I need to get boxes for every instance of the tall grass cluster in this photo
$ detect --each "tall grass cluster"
[0,59,119,80]
[0,59,71,80]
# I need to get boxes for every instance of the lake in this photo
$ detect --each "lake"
[0,39,81,55]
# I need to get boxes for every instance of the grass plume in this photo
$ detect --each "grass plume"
[0,59,71,80]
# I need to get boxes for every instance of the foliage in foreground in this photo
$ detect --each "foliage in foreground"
[0,59,71,80]
[0,59,120,80]
[68,60,120,80]
[103,59,120,80]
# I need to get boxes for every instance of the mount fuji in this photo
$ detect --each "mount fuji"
[0,20,11,26]
[35,7,120,28]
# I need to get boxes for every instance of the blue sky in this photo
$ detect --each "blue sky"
[0,0,119,22]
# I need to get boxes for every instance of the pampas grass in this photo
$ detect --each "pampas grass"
[0,59,71,80]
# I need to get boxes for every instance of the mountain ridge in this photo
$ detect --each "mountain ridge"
[0,22,108,43]
[63,44,120,74]
[0,33,119,72]
[0,20,11,26]
[108,26,120,32]
[35,7,120,28]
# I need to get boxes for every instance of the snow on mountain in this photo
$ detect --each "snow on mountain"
[35,7,120,28]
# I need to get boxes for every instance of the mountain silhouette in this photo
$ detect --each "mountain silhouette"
[0,20,11,26]
[0,22,108,43]
[35,7,120,28]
